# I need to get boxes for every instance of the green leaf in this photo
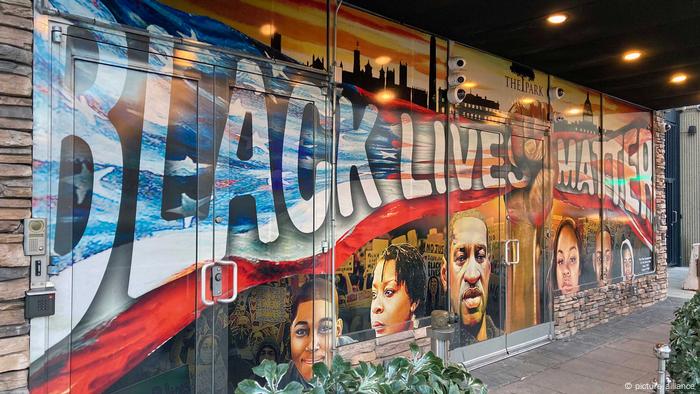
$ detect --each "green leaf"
[278,381,304,394]
[409,342,420,357]
[332,354,351,372]
[312,362,330,381]
[385,357,409,380]
[252,359,279,387]
[275,363,290,387]
[235,379,271,394]
[308,386,326,394]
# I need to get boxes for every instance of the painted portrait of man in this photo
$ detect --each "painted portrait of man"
[370,243,427,337]
[441,213,499,343]
[595,226,613,285]
[554,218,581,295]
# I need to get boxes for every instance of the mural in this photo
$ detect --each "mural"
[550,78,603,292]
[602,96,655,278]
[30,0,654,393]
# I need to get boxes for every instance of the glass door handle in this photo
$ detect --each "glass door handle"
[504,239,520,266]
[216,260,238,304]
[200,261,216,306]
[511,239,520,265]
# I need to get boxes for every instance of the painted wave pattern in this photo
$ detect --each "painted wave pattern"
[42,0,403,274]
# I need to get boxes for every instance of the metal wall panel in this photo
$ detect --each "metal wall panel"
[665,110,681,266]
[679,110,700,265]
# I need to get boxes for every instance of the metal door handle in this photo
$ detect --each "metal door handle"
[216,260,238,304]
[201,261,216,306]
[511,239,520,265]
[504,239,520,265]
[671,210,678,225]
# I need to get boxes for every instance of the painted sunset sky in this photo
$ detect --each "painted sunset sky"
[163,0,447,95]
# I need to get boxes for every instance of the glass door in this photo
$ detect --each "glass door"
[447,124,552,367]
[503,133,552,353]
[43,25,216,394]
[202,63,331,393]
[447,125,507,366]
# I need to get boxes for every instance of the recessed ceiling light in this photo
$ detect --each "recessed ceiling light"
[670,73,688,84]
[547,13,567,24]
[623,50,642,61]
[567,108,582,115]
[461,81,477,89]
[521,97,535,104]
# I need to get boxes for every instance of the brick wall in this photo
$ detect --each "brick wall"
[0,0,32,392]
[552,113,668,338]
[338,326,432,366]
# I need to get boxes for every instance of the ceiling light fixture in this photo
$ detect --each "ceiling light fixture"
[521,97,535,104]
[547,13,567,24]
[670,73,687,84]
[623,50,642,61]
[461,81,477,89]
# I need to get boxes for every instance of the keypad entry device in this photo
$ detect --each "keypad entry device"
[26,287,56,319]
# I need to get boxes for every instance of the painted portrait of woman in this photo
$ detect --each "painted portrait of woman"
[370,243,427,337]
[554,218,581,295]
[283,279,343,385]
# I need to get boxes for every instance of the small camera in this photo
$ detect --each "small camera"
[447,86,467,104]
[548,86,565,100]
[448,73,466,86]
[449,57,466,69]
[664,122,672,132]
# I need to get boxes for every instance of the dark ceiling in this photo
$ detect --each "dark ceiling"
[347,0,700,110]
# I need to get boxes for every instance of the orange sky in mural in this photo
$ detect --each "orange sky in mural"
[161,0,446,91]
[551,77,603,126]
[603,96,651,131]
[163,0,328,67]
[337,5,447,91]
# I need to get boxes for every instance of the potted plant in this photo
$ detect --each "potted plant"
[236,343,487,394]
[668,293,700,393]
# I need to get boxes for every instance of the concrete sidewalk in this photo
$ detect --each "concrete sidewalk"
[668,267,697,300]
[473,297,689,394]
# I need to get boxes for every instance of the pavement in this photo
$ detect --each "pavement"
[472,269,697,394]
[668,267,697,300]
